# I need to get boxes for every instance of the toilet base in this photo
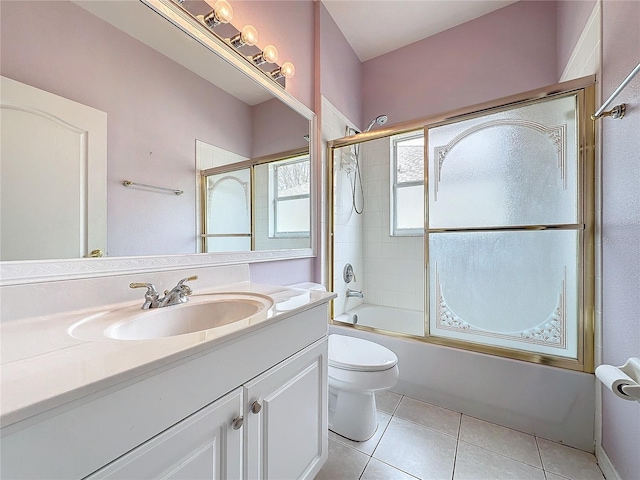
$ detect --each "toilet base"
[328,387,378,441]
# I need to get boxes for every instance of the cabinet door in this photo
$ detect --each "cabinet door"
[87,388,244,479]
[244,338,328,480]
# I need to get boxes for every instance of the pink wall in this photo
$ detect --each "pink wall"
[600,1,640,478]
[1,0,253,257]
[249,257,314,285]
[361,0,558,126]
[556,0,597,79]
[319,2,363,129]
[251,98,310,158]
[230,0,315,111]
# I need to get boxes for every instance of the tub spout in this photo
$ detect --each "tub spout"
[346,288,363,298]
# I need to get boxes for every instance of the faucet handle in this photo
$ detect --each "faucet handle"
[177,275,198,286]
[164,276,198,296]
[130,282,160,309]
[130,282,158,295]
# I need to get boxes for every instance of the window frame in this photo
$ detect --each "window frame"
[390,131,425,237]
[270,154,311,239]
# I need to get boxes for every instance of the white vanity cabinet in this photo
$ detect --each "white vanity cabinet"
[1,303,330,480]
[87,339,327,480]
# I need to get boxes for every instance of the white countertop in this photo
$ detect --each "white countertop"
[0,281,335,428]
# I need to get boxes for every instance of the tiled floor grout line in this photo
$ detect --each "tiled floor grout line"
[357,456,372,480]
[450,438,460,480]
[535,436,547,475]
[450,413,463,480]
[455,438,546,471]
[390,413,460,440]
[373,457,422,479]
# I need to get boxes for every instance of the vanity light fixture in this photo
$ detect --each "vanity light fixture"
[230,25,258,48]
[251,44,278,66]
[270,61,295,80]
[201,0,233,28]
[172,0,294,89]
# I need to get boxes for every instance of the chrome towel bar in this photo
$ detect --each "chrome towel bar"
[592,61,640,120]
[122,180,183,195]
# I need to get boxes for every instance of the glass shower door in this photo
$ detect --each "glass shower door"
[425,90,594,369]
[202,168,252,252]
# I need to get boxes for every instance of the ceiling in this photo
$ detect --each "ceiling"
[322,0,519,62]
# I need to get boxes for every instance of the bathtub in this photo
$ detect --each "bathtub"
[334,303,424,337]
[330,304,596,452]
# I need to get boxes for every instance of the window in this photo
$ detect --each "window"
[391,132,424,235]
[270,155,310,237]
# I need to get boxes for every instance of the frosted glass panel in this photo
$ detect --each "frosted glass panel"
[206,236,251,252]
[428,95,578,228]
[205,169,251,235]
[277,198,310,233]
[428,230,578,358]
[396,185,424,230]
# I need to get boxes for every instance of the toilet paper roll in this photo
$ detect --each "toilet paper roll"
[595,364,638,400]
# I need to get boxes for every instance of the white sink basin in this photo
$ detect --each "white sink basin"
[69,293,274,341]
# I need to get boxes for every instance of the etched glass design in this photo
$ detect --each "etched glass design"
[428,230,579,358]
[427,95,578,229]
[204,168,251,252]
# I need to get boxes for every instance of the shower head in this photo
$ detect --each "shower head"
[364,114,388,132]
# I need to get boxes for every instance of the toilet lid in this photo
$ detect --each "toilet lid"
[328,334,398,372]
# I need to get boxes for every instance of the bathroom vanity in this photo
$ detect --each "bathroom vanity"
[0,279,334,479]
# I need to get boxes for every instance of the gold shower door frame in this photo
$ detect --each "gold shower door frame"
[328,76,595,372]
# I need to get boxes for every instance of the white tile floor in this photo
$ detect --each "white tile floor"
[316,391,605,480]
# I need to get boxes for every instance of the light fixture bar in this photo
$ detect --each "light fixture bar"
[167,0,293,89]
[155,0,295,91]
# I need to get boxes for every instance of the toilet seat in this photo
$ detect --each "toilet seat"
[328,334,398,372]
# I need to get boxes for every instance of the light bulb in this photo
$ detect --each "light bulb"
[240,25,258,46]
[230,24,258,48]
[213,0,233,23]
[280,62,295,79]
[202,0,233,28]
[251,45,279,66]
[271,62,295,80]
[262,45,278,64]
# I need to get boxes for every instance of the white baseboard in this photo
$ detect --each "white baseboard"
[596,444,622,480]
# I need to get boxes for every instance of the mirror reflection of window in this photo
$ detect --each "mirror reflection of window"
[254,155,310,251]
[200,148,311,253]
[271,156,311,237]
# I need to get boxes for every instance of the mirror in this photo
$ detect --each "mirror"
[197,142,310,252]
[0,0,312,261]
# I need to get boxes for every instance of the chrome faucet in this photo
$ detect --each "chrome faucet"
[130,275,198,309]
[346,288,363,298]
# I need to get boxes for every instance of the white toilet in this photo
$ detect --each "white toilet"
[328,334,399,441]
